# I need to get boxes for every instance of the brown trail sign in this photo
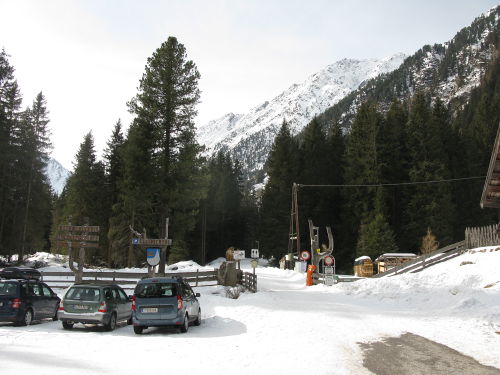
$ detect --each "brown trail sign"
[58,224,100,283]
[59,225,100,232]
[57,234,100,242]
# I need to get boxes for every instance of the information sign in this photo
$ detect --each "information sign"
[251,248,259,259]
[132,238,172,246]
[233,250,245,260]
[146,248,161,266]
[324,266,335,286]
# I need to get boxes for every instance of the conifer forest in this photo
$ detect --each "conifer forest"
[1,8,499,273]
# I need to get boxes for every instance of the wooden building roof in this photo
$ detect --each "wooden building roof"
[481,123,500,209]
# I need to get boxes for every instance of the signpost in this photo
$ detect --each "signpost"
[323,255,336,286]
[131,232,172,276]
[58,223,100,283]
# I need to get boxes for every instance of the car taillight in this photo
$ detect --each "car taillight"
[131,295,136,311]
[11,298,21,309]
[58,301,65,311]
[177,295,183,310]
[98,301,107,313]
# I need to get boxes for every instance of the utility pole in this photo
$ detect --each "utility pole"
[288,183,301,257]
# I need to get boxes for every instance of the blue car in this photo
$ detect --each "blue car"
[132,277,201,334]
[0,272,60,326]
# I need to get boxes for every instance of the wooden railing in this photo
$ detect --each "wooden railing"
[242,272,257,292]
[40,269,218,290]
[372,240,466,278]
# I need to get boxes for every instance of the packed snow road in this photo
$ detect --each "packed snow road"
[0,249,499,374]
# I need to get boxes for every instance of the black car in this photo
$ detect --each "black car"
[0,268,60,326]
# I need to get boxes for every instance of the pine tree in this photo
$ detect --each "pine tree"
[113,36,205,266]
[402,93,456,250]
[56,133,107,263]
[342,101,382,261]
[17,92,52,259]
[259,119,299,260]
[356,189,398,259]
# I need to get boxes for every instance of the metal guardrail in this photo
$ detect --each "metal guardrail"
[40,269,218,290]
[372,240,467,278]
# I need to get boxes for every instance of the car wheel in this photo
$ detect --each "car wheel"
[20,309,33,326]
[62,321,74,330]
[104,313,117,331]
[180,314,189,333]
[52,304,59,321]
[194,308,201,326]
[133,326,143,334]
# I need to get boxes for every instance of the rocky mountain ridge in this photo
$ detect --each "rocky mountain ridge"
[196,54,407,177]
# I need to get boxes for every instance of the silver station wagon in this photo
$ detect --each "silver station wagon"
[132,277,201,334]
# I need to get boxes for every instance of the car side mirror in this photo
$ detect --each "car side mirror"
[128,295,133,301]
[195,293,200,297]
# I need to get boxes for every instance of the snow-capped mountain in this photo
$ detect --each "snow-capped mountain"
[319,6,500,129]
[45,158,70,195]
[197,53,406,176]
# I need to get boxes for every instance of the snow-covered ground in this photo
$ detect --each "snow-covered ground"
[1,248,499,374]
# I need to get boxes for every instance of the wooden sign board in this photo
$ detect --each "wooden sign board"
[133,238,172,246]
[58,234,99,242]
[56,241,100,248]
[59,225,100,233]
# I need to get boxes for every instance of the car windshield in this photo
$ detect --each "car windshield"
[0,282,18,296]
[134,283,177,298]
[66,287,101,301]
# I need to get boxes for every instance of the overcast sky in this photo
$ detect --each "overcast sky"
[0,0,498,170]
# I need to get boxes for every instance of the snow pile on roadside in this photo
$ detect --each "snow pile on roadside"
[24,252,68,268]
[328,247,500,323]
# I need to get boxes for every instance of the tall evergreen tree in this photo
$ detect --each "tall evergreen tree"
[112,36,205,266]
[402,93,456,250]
[17,92,53,260]
[259,119,299,260]
[56,133,107,262]
[342,102,382,261]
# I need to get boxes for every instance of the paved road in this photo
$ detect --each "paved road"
[360,332,500,375]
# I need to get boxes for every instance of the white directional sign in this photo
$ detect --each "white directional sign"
[233,250,245,260]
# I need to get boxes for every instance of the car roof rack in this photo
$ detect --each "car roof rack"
[0,266,42,281]
[73,280,119,286]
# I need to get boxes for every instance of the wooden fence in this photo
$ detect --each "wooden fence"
[242,272,257,292]
[465,224,500,249]
[40,269,218,290]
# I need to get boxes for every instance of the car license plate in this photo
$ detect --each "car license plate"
[0,302,3,307]
[74,305,89,310]
[142,307,158,313]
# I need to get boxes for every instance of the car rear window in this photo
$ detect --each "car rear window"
[134,283,177,298]
[0,282,18,296]
[65,287,101,301]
